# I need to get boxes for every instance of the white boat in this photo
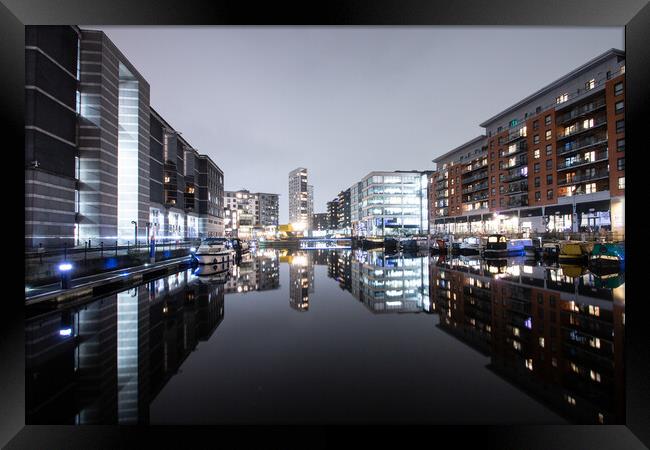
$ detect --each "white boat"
[507,238,532,255]
[194,237,234,265]
[459,237,481,254]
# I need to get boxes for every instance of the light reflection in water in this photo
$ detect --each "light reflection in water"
[25,249,623,425]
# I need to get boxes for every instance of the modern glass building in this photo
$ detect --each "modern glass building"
[350,171,431,237]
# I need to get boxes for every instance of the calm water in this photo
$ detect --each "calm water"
[25,248,625,425]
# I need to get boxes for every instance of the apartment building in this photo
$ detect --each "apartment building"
[288,167,310,228]
[224,190,279,238]
[430,48,625,237]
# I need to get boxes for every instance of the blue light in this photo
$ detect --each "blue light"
[525,317,532,329]
[59,328,72,336]
[190,247,197,253]
[58,263,73,272]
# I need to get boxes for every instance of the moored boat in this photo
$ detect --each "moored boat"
[194,237,234,265]
[484,234,527,257]
[589,242,625,274]
[558,241,593,264]
[542,242,561,261]
[459,236,481,255]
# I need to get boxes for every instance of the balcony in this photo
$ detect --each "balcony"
[505,170,528,182]
[557,117,607,140]
[504,156,528,170]
[463,160,489,174]
[503,141,528,158]
[506,127,527,143]
[505,182,529,196]
[556,97,607,125]
[507,196,529,208]
[557,151,609,171]
[557,136,608,156]
[557,169,610,186]
[462,181,489,194]
[462,192,489,203]
[462,170,489,184]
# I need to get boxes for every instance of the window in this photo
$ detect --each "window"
[497,126,502,133]
[491,188,496,195]
[535,191,541,202]
[534,177,540,188]
[606,70,611,80]
[499,161,504,170]
[499,186,505,194]
[617,138,625,152]
[510,119,518,127]
[617,157,625,171]
[618,176,625,189]
[533,120,539,131]
[556,93,568,104]
[586,183,597,194]
[614,82,624,96]
[615,101,624,113]
[534,149,540,159]
[491,200,496,207]
[533,135,540,144]
[536,106,542,114]
[490,163,495,172]
[545,115,551,126]
[498,137,503,145]
[546,159,553,170]
[491,176,495,185]
[547,189,553,200]
[545,130,552,140]
[546,144,553,156]
[616,119,625,133]
[547,174,553,185]
[585,78,595,90]
[499,174,505,182]
[534,163,540,173]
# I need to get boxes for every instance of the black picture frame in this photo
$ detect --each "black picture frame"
[1,0,648,448]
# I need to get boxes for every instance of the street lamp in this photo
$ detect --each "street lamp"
[131,220,138,247]
[58,262,73,289]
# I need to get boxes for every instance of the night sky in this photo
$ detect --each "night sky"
[89,26,623,223]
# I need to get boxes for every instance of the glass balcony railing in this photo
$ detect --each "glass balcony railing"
[507,196,529,208]
[557,136,608,156]
[556,97,607,125]
[462,181,489,194]
[557,117,608,140]
[557,169,610,186]
[462,170,489,184]
[557,151,609,171]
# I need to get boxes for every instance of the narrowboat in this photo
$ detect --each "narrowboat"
[589,242,625,274]
[194,237,234,265]
[194,262,231,280]
[541,242,561,261]
[558,241,594,264]
[484,235,528,257]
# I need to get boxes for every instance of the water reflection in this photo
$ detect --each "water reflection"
[25,248,623,425]
[430,254,624,425]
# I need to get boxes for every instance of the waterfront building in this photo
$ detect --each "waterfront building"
[288,167,310,230]
[289,252,314,311]
[337,188,352,232]
[327,198,339,230]
[430,49,625,237]
[308,184,314,229]
[25,26,80,248]
[350,170,430,237]
[224,190,279,238]
[311,213,329,232]
[24,26,225,248]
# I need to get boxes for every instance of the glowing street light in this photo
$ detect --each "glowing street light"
[58,262,73,289]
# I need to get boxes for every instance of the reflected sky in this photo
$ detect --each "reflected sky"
[25,249,624,424]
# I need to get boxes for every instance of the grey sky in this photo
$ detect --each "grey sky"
[91,26,623,223]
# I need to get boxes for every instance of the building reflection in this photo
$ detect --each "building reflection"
[348,251,430,314]
[288,252,314,311]
[25,269,226,424]
[225,249,280,294]
[429,255,625,424]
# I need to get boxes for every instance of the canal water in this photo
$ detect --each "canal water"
[25,248,624,425]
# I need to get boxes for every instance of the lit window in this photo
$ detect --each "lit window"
[534,149,540,159]
[545,130,552,140]
[566,395,576,406]
[585,79,595,90]
[525,359,533,371]
[556,93,568,104]
[164,175,170,183]
[539,337,545,348]
[618,177,625,190]
[615,101,624,113]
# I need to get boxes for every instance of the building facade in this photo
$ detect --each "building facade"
[350,171,430,237]
[25,26,80,248]
[430,49,625,237]
[311,213,329,232]
[25,26,224,248]
[288,167,310,229]
[224,190,279,238]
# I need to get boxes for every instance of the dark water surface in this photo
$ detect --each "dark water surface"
[25,249,624,424]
